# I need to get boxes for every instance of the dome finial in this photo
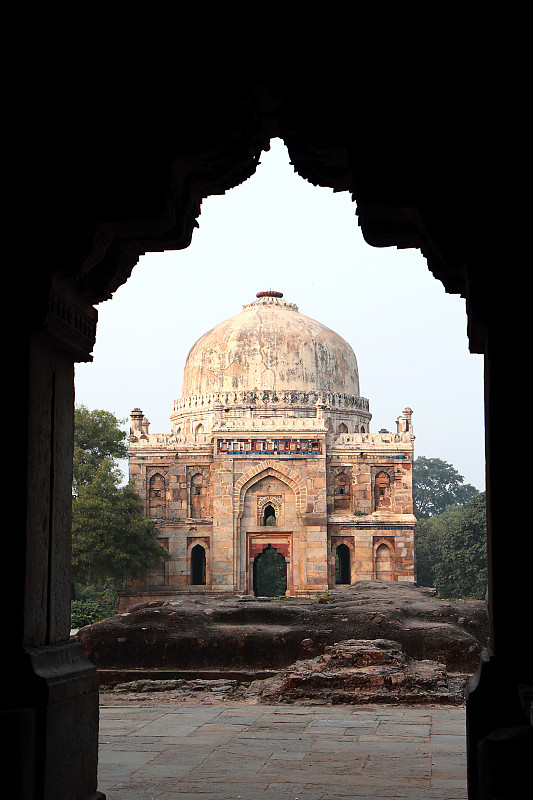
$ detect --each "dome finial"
[256,290,283,298]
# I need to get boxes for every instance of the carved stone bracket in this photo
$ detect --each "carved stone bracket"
[44,279,98,362]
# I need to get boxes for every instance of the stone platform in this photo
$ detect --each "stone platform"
[78,582,489,676]
[98,700,467,799]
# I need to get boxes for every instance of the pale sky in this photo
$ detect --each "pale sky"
[74,138,485,492]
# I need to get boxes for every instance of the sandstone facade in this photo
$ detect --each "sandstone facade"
[121,291,416,608]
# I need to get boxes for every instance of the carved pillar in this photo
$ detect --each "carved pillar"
[466,314,532,799]
[4,276,104,799]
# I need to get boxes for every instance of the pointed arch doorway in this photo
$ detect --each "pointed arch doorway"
[247,532,292,595]
[335,543,351,584]
[253,544,287,597]
[190,543,206,585]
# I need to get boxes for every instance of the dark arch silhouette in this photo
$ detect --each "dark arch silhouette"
[190,544,206,585]
[335,543,351,584]
[13,80,526,799]
[253,545,287,597]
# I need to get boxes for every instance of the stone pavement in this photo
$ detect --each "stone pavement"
[98,702,467,799]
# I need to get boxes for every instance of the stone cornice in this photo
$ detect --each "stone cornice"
[212,417,327,433]
[328,512,417,527]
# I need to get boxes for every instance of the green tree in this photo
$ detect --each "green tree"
[73,404,128,494]
[433,492,487,599]
[415,504,464,589]
[415,493,487,599]
[71,405,168,626]
[72,459,168,585]
[414,456,478,518]
[413,516,438,587]
[71,580,120,626]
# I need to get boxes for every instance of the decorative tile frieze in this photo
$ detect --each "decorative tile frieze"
[217,438,323,456]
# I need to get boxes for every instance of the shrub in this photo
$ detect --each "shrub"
[71,580,120,628]
[71,599,105,628]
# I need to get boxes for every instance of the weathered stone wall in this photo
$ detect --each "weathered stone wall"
[124,414,415,602]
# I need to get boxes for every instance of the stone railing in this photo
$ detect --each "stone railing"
[128,433,212,448]
[331,432,414,446]
[212,415,327,432]
[172,390,370,413]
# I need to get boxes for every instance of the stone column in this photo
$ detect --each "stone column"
[4,276,103,799]
[302,452,328,593]
[466,316,532,799]
[211,451,236,591]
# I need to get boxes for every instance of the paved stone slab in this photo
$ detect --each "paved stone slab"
[98,702,467,799]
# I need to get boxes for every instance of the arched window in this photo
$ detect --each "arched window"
[335,543,351,584]
[195,422,204,436]
[149,473,164,498]
[338,422,348,434]
[333,472,351,510]
[374,470,392,509]
[263,504,276,526]
[190,544,206,585]
[375,543,394,581]
[190,473,206,518]
[148,473,165,518]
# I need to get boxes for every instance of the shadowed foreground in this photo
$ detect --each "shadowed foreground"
[99,701,467,799]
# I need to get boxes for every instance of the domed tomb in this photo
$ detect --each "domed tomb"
[126,289,415,605]
[182,291,361,397]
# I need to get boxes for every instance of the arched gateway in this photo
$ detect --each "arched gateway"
[253,545,287,597]
[12,81,527,800]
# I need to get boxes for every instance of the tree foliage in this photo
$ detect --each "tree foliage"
[72,460,168,584]
[415,492,487,599]
[72,580,119,627]
[414,456,478,518]
[73,404,128,494]
[71,405,168,590]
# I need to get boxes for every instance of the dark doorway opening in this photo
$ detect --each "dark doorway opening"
[253,544,287,597]
[191,544,206,585]
[335,543,351,584]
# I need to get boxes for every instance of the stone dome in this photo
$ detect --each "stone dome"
[181,291,360,397]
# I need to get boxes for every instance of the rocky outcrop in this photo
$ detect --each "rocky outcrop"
[251,639,465,705]
[76,581,488,675]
